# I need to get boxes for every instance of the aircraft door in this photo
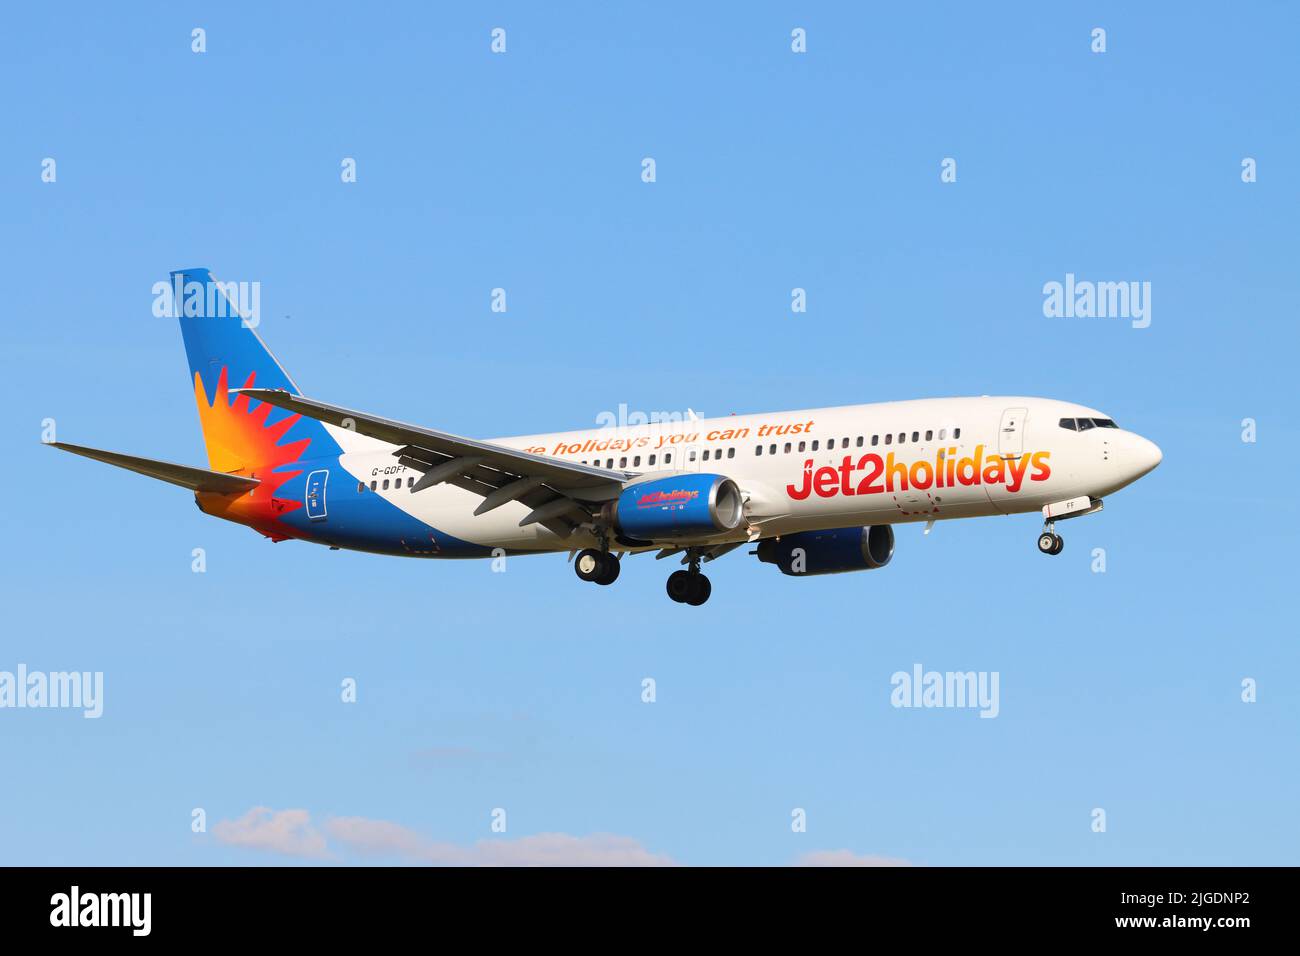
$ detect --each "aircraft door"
[985,407,1031,514]
[998,407,1028,459]
[305,469,329,521]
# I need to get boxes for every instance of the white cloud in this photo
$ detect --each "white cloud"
[793,849,913,867]
[476,832,674,867]
[211,807,331,860]
[325,816,673,866]
[212,807,673,866]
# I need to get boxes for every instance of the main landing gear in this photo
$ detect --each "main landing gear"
[574,548,620,585]
[1037,524,1064,555]
[573,543,713,605]
[666,551,711,606]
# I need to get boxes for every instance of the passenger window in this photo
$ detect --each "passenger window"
[633,456,641,467]
[408,477,414,488]
[811,440,819,451]
[664,453,672,464]
[1059,418,1078,431]
[357,482,364,493]
[912,431,919,443]
[857,436,864,447]
[798,441,806,452]
[648,454,656,466]
[954,428,961,439]
[871,435,878,446]
[370,480,377,491]
[769,444,777,455]
[727,447,735,459]
[898,433,905,444]
[827,438,836,449]
[784,443,791,453]
[885,434,892,445]
[689,450,697,462]
[382,479,389,490]
[925,430,933,441]
[606,459,613,468]
[755,445,763,456]
[939,429,946,440]
[702,450,710,461]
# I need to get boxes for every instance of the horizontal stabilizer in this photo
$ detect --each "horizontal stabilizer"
[48,442,260,495]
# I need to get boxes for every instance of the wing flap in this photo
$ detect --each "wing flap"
[238,389,627,501]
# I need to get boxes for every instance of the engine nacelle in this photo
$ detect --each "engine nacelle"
[611,473,744,540]
[756,525,894,576]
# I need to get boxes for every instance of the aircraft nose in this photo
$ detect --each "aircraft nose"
[1129,434,1162,478]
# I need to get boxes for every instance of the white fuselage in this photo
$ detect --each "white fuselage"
[325,395,1162,554]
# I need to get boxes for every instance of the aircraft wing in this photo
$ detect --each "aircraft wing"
[238,389,628,537]
[49,442,260,495]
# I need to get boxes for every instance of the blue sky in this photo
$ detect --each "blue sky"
[1,1,1296,865]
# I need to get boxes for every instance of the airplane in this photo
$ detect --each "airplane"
[51,268,1162,606]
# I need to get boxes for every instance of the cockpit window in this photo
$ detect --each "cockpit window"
[1062,416,1120,431]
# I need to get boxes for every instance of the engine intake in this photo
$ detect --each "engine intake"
[756,525,894,576]
[611,473,744,540]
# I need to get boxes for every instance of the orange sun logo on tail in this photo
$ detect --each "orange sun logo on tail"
[192,367,313,539]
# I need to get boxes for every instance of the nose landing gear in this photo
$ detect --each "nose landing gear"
[1036,497,1103,556]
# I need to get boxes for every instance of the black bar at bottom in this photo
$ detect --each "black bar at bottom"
[0,865,1281,941]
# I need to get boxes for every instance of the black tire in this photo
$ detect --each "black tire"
[685,574,712,606]
[1050,534,1064,555]
[575,549,604,582]
[1037,532,1056,554]
[595,552,621,585]
[666,570,693,603]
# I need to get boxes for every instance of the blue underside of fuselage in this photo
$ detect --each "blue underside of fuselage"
[272,458,495,558]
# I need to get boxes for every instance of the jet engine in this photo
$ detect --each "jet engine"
[608,474,744,540]
[756,525,894,576]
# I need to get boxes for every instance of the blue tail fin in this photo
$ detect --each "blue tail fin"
[170,268,337,474]
[172,268,298,402]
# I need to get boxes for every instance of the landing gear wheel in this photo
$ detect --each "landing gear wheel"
[685,574,711,606]
[576,549,620,585]
[1037,532,1064,555]
[666,570,694,603]
[594,552,621,585]
[574,549,604,582]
